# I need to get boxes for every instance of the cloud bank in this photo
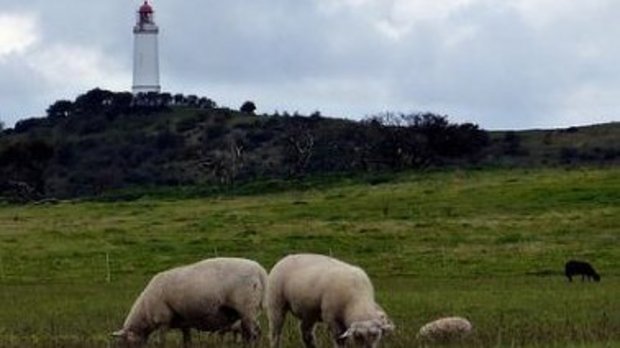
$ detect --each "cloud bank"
[0,0,619,129]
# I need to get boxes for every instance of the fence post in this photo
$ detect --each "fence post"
[0,256,5,281]
[106,252,111,283]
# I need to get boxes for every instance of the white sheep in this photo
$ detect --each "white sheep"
[266,253,394,348]
[417,316,472,343]
[111,257,267,346]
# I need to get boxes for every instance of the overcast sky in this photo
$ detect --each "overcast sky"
[1,0,619,130]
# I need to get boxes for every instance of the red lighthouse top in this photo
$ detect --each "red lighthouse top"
[139,1,153,14]
[136,1,156,27]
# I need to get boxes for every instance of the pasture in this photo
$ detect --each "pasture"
[0,167,618,347]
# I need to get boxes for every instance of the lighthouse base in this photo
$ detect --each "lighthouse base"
[132,85,161,94]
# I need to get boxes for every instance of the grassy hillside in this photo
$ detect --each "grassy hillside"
[0,167,618,347]
[486,122,620,166]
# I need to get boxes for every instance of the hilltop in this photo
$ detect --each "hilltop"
[0,88,618,201]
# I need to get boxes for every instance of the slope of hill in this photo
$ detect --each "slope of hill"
[486,123,620,166]
[0,167,618,347]
[0,88,618,201]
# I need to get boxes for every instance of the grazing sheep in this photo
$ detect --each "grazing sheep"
[417,316,472,343]
[111,257,267,346]
[266,253,394,348]
[565,260,600,282]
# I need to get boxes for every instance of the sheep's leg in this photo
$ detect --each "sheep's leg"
[327,321,347,348]
[240,315,260,346]
[182,328,191,348]
[229,320,244,343]
[156,327,168,348]
[299,319,317,348]
[267,307,286,348]
[216,328,228,342]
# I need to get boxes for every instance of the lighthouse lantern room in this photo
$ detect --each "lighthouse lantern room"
[132,1,161,94]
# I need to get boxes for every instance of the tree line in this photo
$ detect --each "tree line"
[0,88,493,201]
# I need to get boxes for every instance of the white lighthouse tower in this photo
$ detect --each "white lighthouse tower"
[132,1,160,94]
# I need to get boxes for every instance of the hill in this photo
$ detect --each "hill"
[0,88,618,201]
[486,123,620,166]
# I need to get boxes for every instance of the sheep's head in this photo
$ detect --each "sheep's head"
[339,318,395,348]
[111,328,146,346]
[375,307,395,330]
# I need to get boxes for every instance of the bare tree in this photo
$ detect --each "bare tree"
[200,136,244,187]
[284,122,315,178]
[224,137,244,186]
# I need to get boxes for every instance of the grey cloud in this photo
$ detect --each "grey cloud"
[163,1,391,83]
[1,0,619,128]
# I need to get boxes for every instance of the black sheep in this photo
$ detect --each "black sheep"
[565,260,600,282]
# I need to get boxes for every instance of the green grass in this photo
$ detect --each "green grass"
[0,167,618,347]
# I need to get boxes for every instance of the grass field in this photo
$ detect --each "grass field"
[0,167,618,347]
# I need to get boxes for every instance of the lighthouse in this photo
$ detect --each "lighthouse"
[132,1,160,94]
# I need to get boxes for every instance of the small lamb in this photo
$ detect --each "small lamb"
[417,316,472,343]
[565,260,600,282]
[266,253,394,348]
[111,257,267,346]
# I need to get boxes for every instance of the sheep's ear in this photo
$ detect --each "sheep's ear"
[111,329,126,338]
[339,328,354,340]
[381,322,395,332]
